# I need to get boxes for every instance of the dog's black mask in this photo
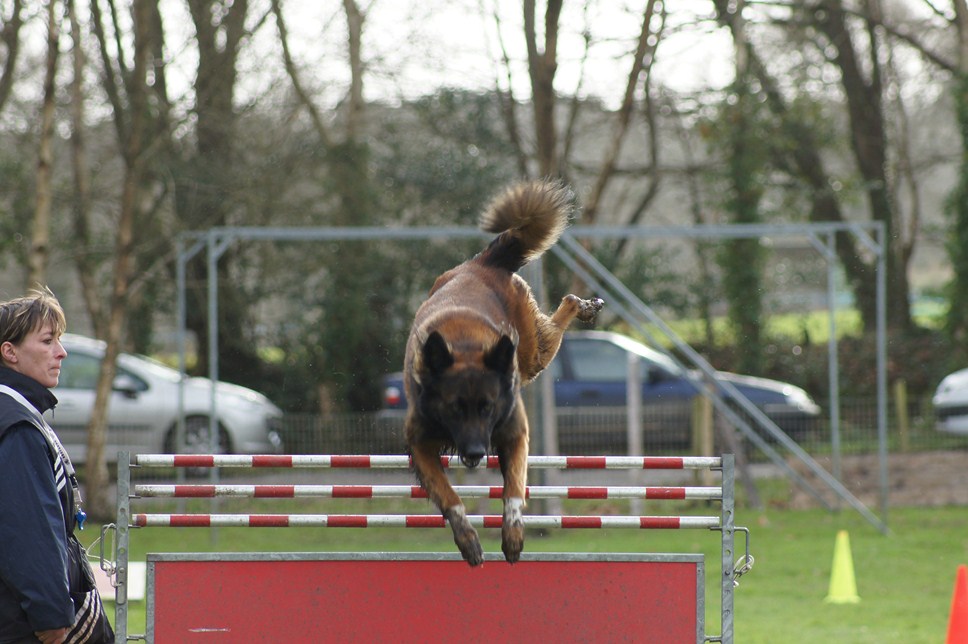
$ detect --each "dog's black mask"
[418,332,517,467]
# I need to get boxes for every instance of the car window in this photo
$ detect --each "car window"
[59,351,150,393]
[548,356,563,380]
[119,353,182,383]
[59,352,102,390]
[115,368,149,393]
[567,339,629,382]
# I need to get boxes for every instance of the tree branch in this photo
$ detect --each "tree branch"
[271,0,332,146]
[583,0,661,225]
[0,0,23,113]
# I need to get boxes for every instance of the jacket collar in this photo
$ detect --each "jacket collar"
[0,365,58,414]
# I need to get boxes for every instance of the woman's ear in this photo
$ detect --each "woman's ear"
[0,341,17,365]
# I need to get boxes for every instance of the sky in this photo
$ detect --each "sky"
[247,0,734,109]
[10,1,734,114]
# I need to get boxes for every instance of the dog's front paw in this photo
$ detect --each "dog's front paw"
[446,506,484,567]
[501,497,525,564]
[455,527,484,567]
[576,296,604,322]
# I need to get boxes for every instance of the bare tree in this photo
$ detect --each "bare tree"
[65,0,104,338]
[523,0,562,177]
[177,0,262,388]
[83,0,158,519]
[949,0,968,350]
[508,1,667,229]
[813,0,912,331]
[866,0,968,345]
[489,5,530,177]
[710,0,913,333]
[272,0,397,411]
[0,0,24,115]
[28,0,60,289]
[714,0,767,373]
[891,1,968,349]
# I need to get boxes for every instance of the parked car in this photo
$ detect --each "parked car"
[932,368,968,434]
[380,330,821,452]
[47,333,284,462]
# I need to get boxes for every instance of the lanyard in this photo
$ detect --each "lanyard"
[0,384,87,530]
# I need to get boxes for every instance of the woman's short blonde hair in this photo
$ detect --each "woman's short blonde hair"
[0,286,67,347]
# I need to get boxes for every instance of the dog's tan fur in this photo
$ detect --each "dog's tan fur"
[403,179,603,566]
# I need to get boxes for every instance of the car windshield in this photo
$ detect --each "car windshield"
[118,352,184,384]
[565,335,685,381]
[606,335,684,377]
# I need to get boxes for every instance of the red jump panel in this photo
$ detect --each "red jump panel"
[148,554,703,643]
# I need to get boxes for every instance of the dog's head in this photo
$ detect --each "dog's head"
[415,330,518,468]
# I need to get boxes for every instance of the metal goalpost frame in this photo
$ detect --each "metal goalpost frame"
[174,220,889,531]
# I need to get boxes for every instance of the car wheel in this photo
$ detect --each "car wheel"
[165,416,232,454]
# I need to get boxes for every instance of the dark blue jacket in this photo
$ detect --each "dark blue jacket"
[0,366,75,642]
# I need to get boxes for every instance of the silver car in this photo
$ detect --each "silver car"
[933,367,968,435]
[48,333,284,462]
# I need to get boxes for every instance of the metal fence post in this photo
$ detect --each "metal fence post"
[115,451,131,641]
[721,453,736,644]
[627,353,643,515]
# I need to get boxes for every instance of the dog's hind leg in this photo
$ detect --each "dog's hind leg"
[410,442,484,567]
[497,405,529,564]
[557,294,605,325]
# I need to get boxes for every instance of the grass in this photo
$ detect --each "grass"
[626,301,945,349]
[661,309,864,346]
[84,493,968,643]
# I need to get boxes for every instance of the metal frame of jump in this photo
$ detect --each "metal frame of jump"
[107,451,751,642]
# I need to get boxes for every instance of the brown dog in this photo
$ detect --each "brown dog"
[403,179,603,566]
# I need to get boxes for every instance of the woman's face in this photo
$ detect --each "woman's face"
[0,324,67,388]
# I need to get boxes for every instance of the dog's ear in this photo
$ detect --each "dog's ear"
[484,334,516,374]
[422,331,455,374]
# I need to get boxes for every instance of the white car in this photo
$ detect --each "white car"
[933,368,968,434]
[47,334,284,462]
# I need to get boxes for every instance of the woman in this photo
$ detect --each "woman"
[0,288,112,644]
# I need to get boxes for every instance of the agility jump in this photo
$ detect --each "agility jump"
[108,452,750,643]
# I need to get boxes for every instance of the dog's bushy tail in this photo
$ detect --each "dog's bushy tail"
[476,179,573,273]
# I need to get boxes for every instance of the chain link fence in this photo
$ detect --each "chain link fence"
[269,394,966,458]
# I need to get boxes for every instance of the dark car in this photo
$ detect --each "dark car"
[380,330,821,453]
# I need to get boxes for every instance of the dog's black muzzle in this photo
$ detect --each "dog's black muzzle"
[459,444,487,469]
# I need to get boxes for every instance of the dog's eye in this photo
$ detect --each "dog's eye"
[479,402,493,415]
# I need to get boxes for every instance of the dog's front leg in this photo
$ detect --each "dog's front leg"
[410,442,484,567]
[497,406,529,564]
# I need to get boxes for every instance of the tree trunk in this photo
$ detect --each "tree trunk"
[28,0,59,289]
[65,0,104,339]
[524,0,562,177]
[945,0,968,354]
[582,1,660,227]
[179,0,260,386]
[714,0,882,334]
[274,0,395,410]
[813,0,912,331]
[0,0,24,114]
[84,0,153,521]
[720,0,765,374]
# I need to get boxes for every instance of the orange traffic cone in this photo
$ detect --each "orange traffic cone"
[947,565,968,644]
[824,530,860,604]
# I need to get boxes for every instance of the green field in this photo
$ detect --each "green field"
[87,496,966,643]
